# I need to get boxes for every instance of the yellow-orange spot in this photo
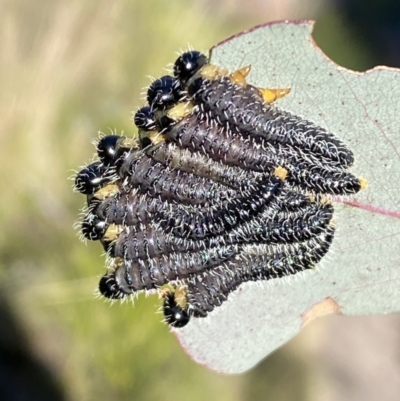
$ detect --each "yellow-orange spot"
[360,177,368,190]
[147,131,166,145]
[237,65,251,78]
[93,184,120,200]
[301,297,341,329]
[103,224,123,242]
[167,102,194,121]
[121,137,140,149]
[318,194,333,205]
[307,193,316,202]
[274,166,288,181]
[159,287,171,299]
[229,65,252,87]
[259,87,291,104]
[174,286,188,309]
[111,257,124,268]
[200,64,228,80]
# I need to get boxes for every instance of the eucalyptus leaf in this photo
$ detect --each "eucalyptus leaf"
[173,21,400,374]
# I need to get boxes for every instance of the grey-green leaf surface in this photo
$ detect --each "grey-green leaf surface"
[173,21,400,374]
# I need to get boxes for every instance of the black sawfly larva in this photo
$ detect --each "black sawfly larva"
[164,225,335,325]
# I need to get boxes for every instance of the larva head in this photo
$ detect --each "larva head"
[98,273,126,299]
[81,215,108,241]
[75,162,108,195]
[174,51,208,86]
[97,135,121,166]
[147,76,181,111]
[163,291,190,328]
[97,135,139,169]
[133,106,156,131]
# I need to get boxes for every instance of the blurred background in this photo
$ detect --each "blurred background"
[1,0,400,400]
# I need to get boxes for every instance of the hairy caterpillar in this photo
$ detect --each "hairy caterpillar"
[145,76,365,195]
[145,140,261,189]
[164,225,335,325]
[173,51,354,168]
[119,150,238,205]
[73,48,367,329]
[100,245,240,297]
[108,199,332,261]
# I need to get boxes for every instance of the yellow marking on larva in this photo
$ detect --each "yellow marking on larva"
[317,194,333,205]
[159,287,171,299]
[259,87,291,104]
[120,137,140,150]
[273,166,288,181]
[200,64,229,80]
[159,285,187,309]
[147,131,167,145]
[103,224,123,242]
[166,102,194,121]
[229,65,252,87]
[174,285,189,309]
[139,129,153,144]
[307,193,316,203]
[109,257,124,271]
[360,178,368,190]
[93,184,120,200]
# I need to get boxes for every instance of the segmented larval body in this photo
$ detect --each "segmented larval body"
[94,189,157,226]
[112,245,240,293]
[165,113,282,172]
[110,201,332,261]
[93,172,279,230]
[165,112,362,195]
[145,141,261,188]
[118,150,237,205]
[159,175,284,239]
[228,201,333,244]
[188,76,354,168]
[185,226,335,317]
[289,162,363,194]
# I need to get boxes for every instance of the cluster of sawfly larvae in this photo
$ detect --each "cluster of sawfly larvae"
[74,50,367,328]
